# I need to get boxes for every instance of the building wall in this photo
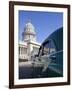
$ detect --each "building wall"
[19,41,40,61]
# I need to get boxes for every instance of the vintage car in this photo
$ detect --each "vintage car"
[32,27,63,77]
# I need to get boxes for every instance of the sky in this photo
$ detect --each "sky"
[19,10,63,44]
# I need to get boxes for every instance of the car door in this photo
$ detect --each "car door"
[47,39,63,76]
[41,39,63,76]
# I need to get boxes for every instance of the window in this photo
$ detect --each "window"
[20,47,27,54]
[42,39,56,55]
[24,48,27,54]
[50,40,56,53]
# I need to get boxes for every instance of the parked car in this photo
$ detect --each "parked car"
[32,27,63,77]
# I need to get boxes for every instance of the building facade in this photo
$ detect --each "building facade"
[19,21,41,62]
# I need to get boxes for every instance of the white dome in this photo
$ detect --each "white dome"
[24,22,36,35]
[22,21,36,42]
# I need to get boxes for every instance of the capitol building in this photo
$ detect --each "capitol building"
[19,21,41,62]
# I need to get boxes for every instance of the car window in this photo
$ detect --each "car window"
[43,40,56,55]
